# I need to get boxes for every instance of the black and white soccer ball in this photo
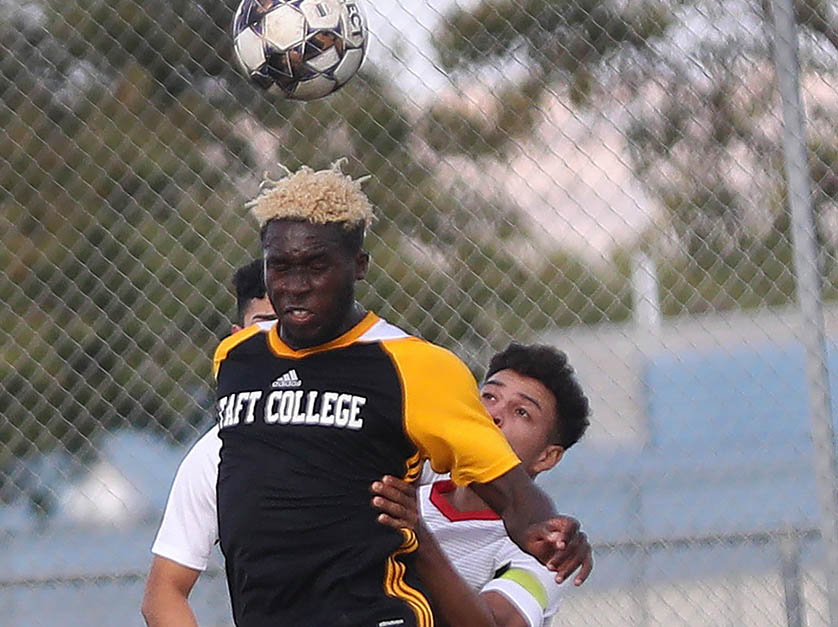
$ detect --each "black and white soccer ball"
[232,0,368,101]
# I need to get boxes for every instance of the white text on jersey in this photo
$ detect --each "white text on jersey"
[217,390,366,430]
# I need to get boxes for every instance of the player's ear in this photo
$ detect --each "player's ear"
[355,251,369,280]
[532,445,564,474]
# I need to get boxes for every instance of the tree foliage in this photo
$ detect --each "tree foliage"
[8,0,837,509]
[0,0,624,507]
[426,0,838,313]
[424,0,673,157]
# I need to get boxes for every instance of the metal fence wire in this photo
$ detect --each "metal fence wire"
[3,0,838,624]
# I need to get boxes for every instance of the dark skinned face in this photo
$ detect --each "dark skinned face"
[262,220,368,350]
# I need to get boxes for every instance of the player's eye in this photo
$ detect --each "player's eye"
[515,407,530,418]
[481,392,496,401]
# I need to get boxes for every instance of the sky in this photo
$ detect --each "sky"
[360,0,459,102]
[357,0,658,259]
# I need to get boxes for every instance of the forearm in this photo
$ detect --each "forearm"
[141,589,199,627]
[503,482,557,547]
[141,557,201,627]
[414,525,498,627]
[471,465,557,549]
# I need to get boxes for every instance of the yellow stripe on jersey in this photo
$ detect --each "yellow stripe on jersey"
[403,452,423,483]
[212,325,265,380]
[384,529,434,627]
[381,338,520,486]
[499,568,549,609]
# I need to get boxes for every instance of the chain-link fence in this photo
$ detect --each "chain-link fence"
[3,0,838,624]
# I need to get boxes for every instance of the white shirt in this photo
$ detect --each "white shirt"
[419,480,562,627]
[151,426,220,571]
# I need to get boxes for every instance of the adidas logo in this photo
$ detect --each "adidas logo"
[271,369,302,388]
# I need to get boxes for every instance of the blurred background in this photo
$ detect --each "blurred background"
[3,0,838,624]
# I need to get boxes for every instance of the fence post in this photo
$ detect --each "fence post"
[779,533,805,627]
[631,251,661,332]
[628,477,649,626]
[769,0,838,623]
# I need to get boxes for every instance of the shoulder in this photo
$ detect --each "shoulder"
[212,321,276,379]
[357,315,466,366]
[357,317,473,381]
[171,426,220,489]
[357,317,411,343]
[379,336,473,380]
[186,425,221,466]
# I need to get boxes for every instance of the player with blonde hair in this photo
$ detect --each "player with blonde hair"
[246,160,374,229]
[144,162,591,627]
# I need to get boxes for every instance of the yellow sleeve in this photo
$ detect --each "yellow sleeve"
[382,338,521,486]
[212,325,262,380]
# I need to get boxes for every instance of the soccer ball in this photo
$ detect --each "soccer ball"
[232,0,368,101]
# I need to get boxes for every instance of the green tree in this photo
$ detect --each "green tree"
[425,0,838,314]
[1,0,267,504]
[423,0,673,156]
[1,0,623,510]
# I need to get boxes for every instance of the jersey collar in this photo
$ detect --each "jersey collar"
[429,480,501,522]
[267,312,380,359]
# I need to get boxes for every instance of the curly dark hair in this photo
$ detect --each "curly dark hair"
[232,259,267,326]
[485,343,590,450]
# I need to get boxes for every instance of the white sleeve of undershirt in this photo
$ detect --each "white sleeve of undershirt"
[480,538,563,627]
[150,426,220,571]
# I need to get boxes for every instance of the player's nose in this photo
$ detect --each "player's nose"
[282,269,312,294]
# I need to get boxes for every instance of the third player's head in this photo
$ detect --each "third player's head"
[247,162,373,350]
[481,343,590,478]
[231,258,277,334]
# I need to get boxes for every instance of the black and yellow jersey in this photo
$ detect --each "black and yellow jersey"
[213,312,520,627]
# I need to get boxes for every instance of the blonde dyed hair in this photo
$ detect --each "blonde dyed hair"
[247,160,375,230]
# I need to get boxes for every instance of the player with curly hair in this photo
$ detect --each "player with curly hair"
[372,343,592,627]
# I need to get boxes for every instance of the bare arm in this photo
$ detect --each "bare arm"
[471,465,593,583]
[141,556,201,627]
[412,524,501,627]
[470,465,556,543]
[372,477,502,626]
[372,477,539,627]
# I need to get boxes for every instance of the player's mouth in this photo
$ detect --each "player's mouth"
[282,307,315,325]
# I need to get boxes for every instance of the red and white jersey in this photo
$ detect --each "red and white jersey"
[419,480,563,627]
